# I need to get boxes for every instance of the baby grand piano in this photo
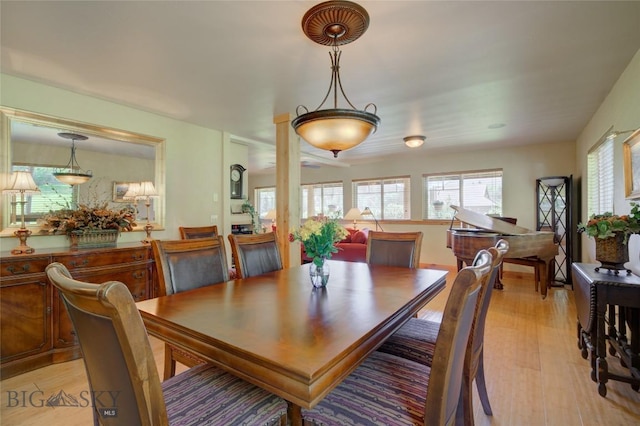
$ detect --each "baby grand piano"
[447,205,558,299]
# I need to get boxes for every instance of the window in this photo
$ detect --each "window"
[301,182,343,218]
[353,177,410,220]
[254,187,276,217]
[587,138,614,217]
[9,165,77,224]
[423,169,502,219]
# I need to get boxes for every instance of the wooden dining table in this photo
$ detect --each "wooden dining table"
[136,260,447,424]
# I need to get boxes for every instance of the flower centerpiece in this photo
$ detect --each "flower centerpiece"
[42,203,136,248]
[290,215,349,287]
[577,202,640,272]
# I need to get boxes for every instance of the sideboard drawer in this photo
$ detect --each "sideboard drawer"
[1,256,51,277]
[53,247,149,270]
[73,264,151,302]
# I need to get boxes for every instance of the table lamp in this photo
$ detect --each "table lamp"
[264,209,277,231]
[361,207,383,231]
[3,171,40,254]
[135,181,158,244]
[343,208,362,229]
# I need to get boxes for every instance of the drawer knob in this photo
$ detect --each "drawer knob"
[70,259,90,268]
[6,264,31,274]
[132,271,145,279]
[132,253,144,261]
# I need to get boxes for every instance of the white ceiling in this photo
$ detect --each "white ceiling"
[2,1,639,172]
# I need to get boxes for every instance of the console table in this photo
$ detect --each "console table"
[573,263,640,397]
[1,243,157,379]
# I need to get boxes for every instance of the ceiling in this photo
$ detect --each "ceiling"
[2,1,639,172]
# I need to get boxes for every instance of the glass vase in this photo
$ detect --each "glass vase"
[309,257,330,288]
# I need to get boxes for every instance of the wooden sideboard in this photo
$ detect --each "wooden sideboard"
[0,243,157,379]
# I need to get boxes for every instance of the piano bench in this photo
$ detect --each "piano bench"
[502,257,545,292]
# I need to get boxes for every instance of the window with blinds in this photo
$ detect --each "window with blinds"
[587,138,614,216]
[10,165,77,224]
[255,187,276,217]
[301,182,343,218]
[352,177,410,220]
[422,169,502,219]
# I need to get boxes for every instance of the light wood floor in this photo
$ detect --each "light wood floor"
[1,271,639,425]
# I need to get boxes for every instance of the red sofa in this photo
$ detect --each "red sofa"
[301,228,368,263]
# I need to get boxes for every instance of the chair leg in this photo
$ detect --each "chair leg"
[475,353,493,416]
[163,342,177,380]
[456,370,474,426]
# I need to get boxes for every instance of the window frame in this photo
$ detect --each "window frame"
[587,137,614,217]
[300,181,344,219]
[352,176,411,220]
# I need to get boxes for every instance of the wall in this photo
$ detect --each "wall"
[250,140,577,267]
[1,74,225,249]
[576,48,640,273]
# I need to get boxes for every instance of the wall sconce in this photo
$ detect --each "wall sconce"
[343,207,362,229]
[53,132,92,185]
[404,135,426,148]
[361,206,383,231]
[291,0,380,158]
[134,181,158,244]
[3,171,40,254]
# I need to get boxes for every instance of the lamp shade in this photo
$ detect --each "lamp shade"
[264,209,277,220]
[343,208,362,221]
[135,181,158,199]
[3,171,40,194]
[403,135,426,148]
[361,207,372,216]
[123,182,141,200]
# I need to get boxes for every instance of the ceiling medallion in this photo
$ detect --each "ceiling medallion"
[292,0,380,158]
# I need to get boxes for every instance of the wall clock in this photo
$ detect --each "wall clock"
[230,164,246,199]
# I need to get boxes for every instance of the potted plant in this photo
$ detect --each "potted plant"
[577,202,640,272]
[42,203,136,249]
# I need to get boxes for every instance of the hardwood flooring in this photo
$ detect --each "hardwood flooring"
[1,270,639,425]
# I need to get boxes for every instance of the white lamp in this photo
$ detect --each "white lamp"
[343,208,362,229]
[134,181,158,244]
[361,206,383,231]
[264,209,277,230]
[3,171,40,254]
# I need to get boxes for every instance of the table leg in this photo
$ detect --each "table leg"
[539,259,549,299]
[596,295,608,397]
[287,401,302,425]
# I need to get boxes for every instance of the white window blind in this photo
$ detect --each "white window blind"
[422,170,502,219]
[352,177,410,220]
[587,138,614,216]
[301,182,343,218]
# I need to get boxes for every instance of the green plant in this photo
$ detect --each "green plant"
[290,215,349,267]
[577,202,640,244]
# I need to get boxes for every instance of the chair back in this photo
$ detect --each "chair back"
[46,263,167,426]
[228,232,283,279]
[423,249,492,426]
[152,237,229,297]
[179,225,218,239]
[366,231,423,268]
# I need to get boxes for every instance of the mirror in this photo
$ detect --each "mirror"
[1,107,165,235]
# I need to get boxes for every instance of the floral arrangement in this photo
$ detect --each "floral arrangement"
[290,215,349,266]
[41,203,136,235]
[577,202,640,244]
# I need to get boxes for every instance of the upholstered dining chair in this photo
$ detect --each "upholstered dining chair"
[179,225,218,239]
[365,231,424,268]
[228,232,283,279]
[152,237,229,379]
[300,249,493,426]
[45,262,287,426]
[377,239,509,426]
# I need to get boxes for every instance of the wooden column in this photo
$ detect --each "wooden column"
[273,113,301,267]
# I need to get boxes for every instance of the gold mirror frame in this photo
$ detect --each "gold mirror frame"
[0,106,166,234]
[623,129,640,200]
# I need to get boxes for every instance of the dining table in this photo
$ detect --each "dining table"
[136,260,448,424]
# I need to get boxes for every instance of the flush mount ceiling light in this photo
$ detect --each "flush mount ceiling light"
[53,132,92,185]
[403,135,426,148]
[291,0,380,158]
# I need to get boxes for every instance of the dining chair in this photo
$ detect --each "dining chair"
[228,232,283,279]
[45,262,287,426]
[152,237,229,379]
[301,249,493,426]
[179,225,218,239]
[365,231,424,268]
[377,239,509,425]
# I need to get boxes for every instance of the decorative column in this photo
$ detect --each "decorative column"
[273,113,301,267]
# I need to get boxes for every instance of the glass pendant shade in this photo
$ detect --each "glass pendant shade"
[53,132,92,185]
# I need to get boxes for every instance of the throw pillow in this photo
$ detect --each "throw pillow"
[352,230,367,244]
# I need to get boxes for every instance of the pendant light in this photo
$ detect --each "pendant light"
[53,132,92,185]
[292,0,380,158]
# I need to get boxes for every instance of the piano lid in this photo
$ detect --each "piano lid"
[450,205,535,236]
